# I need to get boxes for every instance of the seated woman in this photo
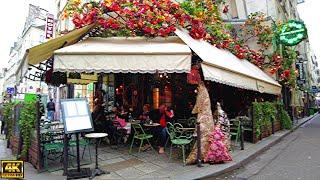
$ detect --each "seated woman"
[92,99,106,132]
[152,104,174,154]
[116,106,128,121]
[139,104,151,121]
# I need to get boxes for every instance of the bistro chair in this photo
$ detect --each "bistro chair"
[176,119,187,126]
[237,116,253,142]
[166,122,193,165]
[229,119,241,151]
[68,137,92,162]
[43,141,64,171]
[129,123,154,154]
[112,121,128,147]
[186,117,196,127]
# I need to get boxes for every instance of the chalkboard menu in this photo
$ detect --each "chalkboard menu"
[60,98,94,134]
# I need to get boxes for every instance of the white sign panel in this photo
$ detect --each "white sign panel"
[45,13,54,39]
[60,98,94,134]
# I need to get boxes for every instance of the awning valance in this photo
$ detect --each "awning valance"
[27,24,95,65]
[53,37,192,73]
[175,28,282,95]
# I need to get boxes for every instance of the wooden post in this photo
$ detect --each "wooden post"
[36,101,42,171]
[240,119,244,150]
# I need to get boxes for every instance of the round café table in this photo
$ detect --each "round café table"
[85,133,109,179]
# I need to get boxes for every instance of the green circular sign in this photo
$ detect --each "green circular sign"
[279,20,307,46]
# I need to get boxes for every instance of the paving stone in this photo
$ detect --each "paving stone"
[96,172,123,180]
[99,157,126,166]
[101,158,144,172]
[98,152,122,160]
[134,162,162,174]
[115,167,145,179]
[150,160,172,168]
[138,171,169,179]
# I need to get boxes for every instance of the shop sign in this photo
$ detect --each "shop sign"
[45,13,54,39]
[311,86,318,93]
[6,87,15,95]
[295,62,305,82]
[280,20,307,46]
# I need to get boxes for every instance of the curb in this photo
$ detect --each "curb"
[172,113,318,180]
[206,113,318,179]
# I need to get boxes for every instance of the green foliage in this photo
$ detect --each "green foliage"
[281,47,297,87]
[98,28,133,37]
[19,102,37,157]
[253,101,276,138]
[275,101,292,130]
[3,102,14,139]
[253,102,263,137]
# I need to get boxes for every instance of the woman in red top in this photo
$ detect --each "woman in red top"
[155,104,174,154]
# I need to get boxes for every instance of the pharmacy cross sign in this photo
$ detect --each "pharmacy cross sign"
[279,20,307,46]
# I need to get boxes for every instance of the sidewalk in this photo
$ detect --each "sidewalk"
[172,113,318,180]
[0,114,316,180]
[0,135,65,180]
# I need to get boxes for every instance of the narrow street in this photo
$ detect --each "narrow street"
[210,114,320,180]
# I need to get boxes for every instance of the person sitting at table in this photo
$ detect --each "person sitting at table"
[139,104,151,121]
[116,106,128,120]
[92,98,106,133]
[153,104,174,154]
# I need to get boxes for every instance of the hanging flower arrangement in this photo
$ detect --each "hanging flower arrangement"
[63,0,285,74]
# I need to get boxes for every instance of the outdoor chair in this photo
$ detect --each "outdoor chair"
[176,119,187,126]
[230,119,241,151]
[186,117,196,127]
[166,122,193,165]
[111,121,129,147]
[129,123,155,154]
[68,137,92,162]
[43,141,64,171]
[237,116,253,142]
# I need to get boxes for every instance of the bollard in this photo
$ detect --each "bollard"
[196,122,202,167]
[240,122,244,150]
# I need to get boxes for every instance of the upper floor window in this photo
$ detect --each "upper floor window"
[230,0,239,19]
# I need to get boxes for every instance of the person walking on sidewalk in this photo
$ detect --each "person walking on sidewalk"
[46,99,55,121]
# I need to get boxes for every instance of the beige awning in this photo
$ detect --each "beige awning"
[27,24,95,65]
[175,28,282,95]
[53,37,192,73]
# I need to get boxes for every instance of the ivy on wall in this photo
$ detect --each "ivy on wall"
[253,101,276,138]
[3,102,15,140]
[275,101,292,130]
[18,102,37,157]
[253,101,292,138]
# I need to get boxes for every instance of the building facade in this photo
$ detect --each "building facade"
[3,4,52,100]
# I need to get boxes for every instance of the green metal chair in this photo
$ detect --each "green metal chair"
[238,116,253,141]
[166,122,193,165]
[129,123,155,154]
[68,138,92,162]
[230,119,241,151]
[43,141,64,171]
[186,117,196,127]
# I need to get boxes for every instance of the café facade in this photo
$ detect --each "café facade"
[21,25,281,115]
[16,24,282,171]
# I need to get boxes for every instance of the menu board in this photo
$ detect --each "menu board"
[60,98,94,134]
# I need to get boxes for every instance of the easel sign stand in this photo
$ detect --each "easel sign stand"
[60,98,94,179]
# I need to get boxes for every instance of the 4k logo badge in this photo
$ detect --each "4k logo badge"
[1,160,24,179]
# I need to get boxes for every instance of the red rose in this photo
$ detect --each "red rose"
[223,5,229,14]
